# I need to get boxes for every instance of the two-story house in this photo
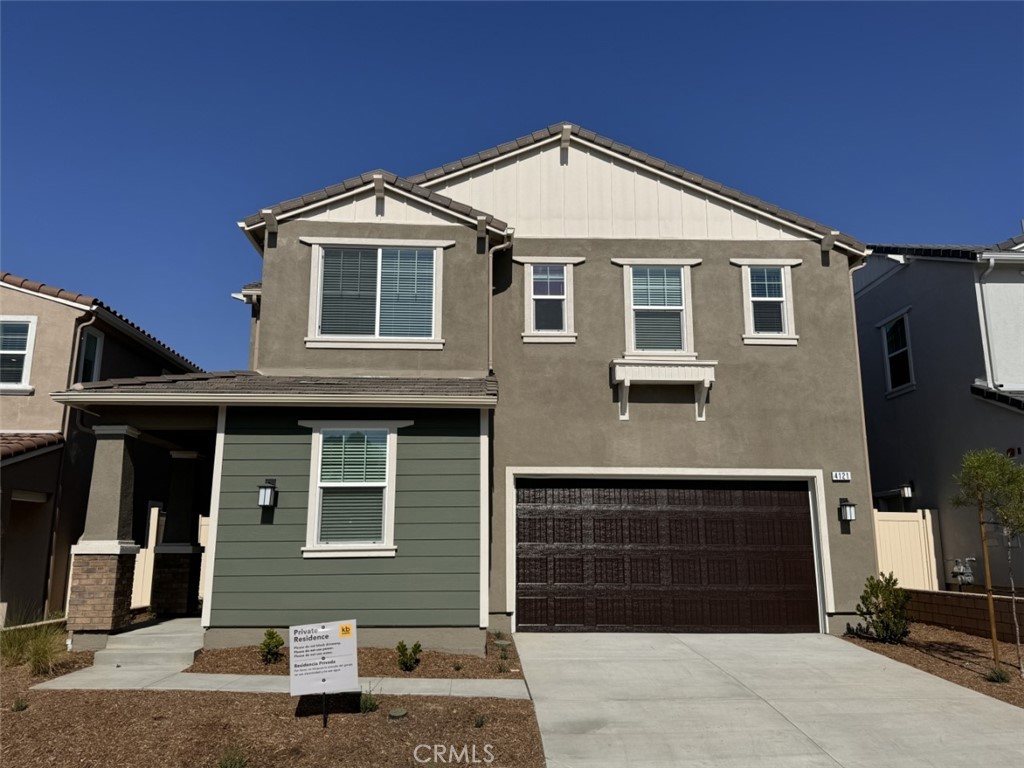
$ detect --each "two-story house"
[0,273,200,624]
[54,124,878,652]
[854,234,1024,590]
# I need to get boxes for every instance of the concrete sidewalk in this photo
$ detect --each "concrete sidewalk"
[517,632,1024,768]
[34,666,530,698]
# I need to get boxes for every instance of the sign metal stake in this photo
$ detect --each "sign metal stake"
[322,691,328,728]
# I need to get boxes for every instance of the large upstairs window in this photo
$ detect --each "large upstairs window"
[0,316,37,394]
[612,259,701,357]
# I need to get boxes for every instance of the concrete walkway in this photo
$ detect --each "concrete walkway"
[516,632,1024,768]
[35,618,528,700]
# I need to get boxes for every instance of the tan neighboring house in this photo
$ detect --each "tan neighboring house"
[0,273,200,624]
[53,123,880,652]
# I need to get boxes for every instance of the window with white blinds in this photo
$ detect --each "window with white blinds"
[730,259,801,346]
[319,246,435,339]
[300,420,411,558]
[630,266,685,351]
[0,317,37,390]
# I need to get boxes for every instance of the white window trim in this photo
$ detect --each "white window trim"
[0,315,38,395]
[516,259,583,343]
[298,419,412,558]
[305,242,445,350]
[611,259,701,359]
[75,328,105,383]
[730,258,801,345]
[876,306,916,397]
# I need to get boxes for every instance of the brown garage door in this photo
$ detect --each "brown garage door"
[516,479,820,632]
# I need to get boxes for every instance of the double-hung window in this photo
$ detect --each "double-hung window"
[612,259,701,356]
[880,312,914,394]
[730,258,801,345]
[304,238,449,350]
[300,420,410,558]
[0,316,37,394]
[513,256,584,342]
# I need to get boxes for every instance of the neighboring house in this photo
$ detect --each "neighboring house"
[54,123,878,652]
[854,235,1024,590]
[0,273,200,624]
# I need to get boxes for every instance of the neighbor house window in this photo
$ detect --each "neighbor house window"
[0,316,37,393]
[730,258,801,345]
[881,313,914,393]
[76,328,104,383]
[303,238,452,350]
[513,256,584,343]
[299,420,411,558]
[610,259,701,356]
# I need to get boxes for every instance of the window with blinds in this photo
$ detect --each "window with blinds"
[0,318,34,387]
[631,266,684,351]
[531,264,566,332]
[749,266,785,334]
[319,247,435,338]
[317,430,388,544]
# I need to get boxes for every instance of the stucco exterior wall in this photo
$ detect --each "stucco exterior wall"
[0,286,82,431]
[855,257,1024,588]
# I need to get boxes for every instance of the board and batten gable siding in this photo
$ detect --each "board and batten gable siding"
[209,407,481,628]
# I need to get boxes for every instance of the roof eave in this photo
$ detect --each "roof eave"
[51,392,498,408]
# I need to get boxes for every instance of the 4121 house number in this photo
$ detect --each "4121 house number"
[831,471,852,482]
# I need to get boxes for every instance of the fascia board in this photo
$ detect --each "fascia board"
[51,392,497,408]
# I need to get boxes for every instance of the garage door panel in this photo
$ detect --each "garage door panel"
[517,479,820,633]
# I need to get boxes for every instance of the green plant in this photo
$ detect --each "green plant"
[396,640,422,672]
[986,665,1011,684]
[0,626,31,666]
[11,697,28,712]
[452,661,462,672]
[360,691,379,713]
[217,745,248,768]
[853,572,910,644]
[474,715,486,728]
[497,662,508,674]
[27,626,66,676]
[258,629,284,665]
[493,631,503,640]
[499,649,509,660]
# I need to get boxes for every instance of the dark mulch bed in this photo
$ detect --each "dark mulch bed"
[187,633,524,680]
[845,621,1024,709]
[1,652,544,768]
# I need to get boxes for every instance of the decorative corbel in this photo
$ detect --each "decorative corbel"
[618,378,630,420]
[260,209,278,234]
[820,231,837,267]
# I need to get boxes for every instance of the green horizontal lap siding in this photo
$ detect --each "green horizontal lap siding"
[211,407,480,629]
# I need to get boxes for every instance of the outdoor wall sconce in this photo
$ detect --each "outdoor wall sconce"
[838,497,857,522]
[257,478,278,509]
[898,483,914,499]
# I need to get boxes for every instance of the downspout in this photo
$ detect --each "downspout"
[976,256,997,389]
[487,230,514,376]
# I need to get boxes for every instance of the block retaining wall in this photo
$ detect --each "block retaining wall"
[906,588,1023,644]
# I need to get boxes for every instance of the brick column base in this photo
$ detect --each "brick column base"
[151,551,202,616]
[67,553,136,632]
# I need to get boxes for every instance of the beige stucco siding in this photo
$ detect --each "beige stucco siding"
[427,142,808,241]
[0,287,82,431]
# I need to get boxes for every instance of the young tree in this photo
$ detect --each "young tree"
[952,449,1024,675]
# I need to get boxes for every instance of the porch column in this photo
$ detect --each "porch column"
[67,426,141,633]
[151,451,203,616]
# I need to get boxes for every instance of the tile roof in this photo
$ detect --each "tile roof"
[0,272,202,372]
[240,170,509,235]
[56,370,498,404]
[0,432,64,461]
[404,122,866,252]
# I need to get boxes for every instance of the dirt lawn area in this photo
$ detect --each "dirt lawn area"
[845,621,1024,709]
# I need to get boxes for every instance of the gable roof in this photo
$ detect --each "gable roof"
[52,370,498,407]
[405,122,866,254]
[0,432,64,463]
[239,170,510,250]
[0,272,202,372]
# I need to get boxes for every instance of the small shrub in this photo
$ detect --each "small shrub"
[852,572,910,644]
[11,697,28,712]
[986,665,1011,684]
[493,630,503,640]
[26,624,67,676]
[258,629,285,665]
[474,715,486,728]
[0,627,31,665]
[396,640,422,672]
[217,746,248,768]
[360,691,379,713]
[452,661,462,672]
[499,649,509,660]
[497,662,508,674]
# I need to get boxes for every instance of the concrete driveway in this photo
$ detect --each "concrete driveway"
[515,633,1024,768]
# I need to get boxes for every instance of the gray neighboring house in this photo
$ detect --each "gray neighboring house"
[0,272,200,625]
[54,123,879,652]
[854,234,1024,589]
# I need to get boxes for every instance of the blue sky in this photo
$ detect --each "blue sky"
[2,1,1021,371]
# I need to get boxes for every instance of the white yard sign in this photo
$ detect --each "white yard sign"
[288,619,359,697]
